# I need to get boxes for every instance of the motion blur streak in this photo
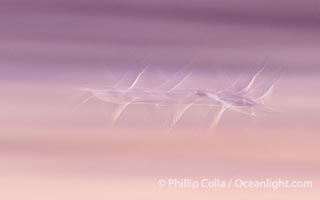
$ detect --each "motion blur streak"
[0,0,319,199]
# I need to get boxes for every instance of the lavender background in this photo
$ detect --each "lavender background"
[0,0,320,199]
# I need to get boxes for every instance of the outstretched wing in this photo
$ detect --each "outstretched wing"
[108,100,136,126]
[109,57,151,90]
[220,62,267,95]
[204,105,227,133]
[166,102,197,132]
[245,66,283,101]
[155,62,194,92]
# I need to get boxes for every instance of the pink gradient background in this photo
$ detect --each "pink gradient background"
[1,0,320,199]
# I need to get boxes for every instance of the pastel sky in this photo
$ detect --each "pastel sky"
[0,1,319,199]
